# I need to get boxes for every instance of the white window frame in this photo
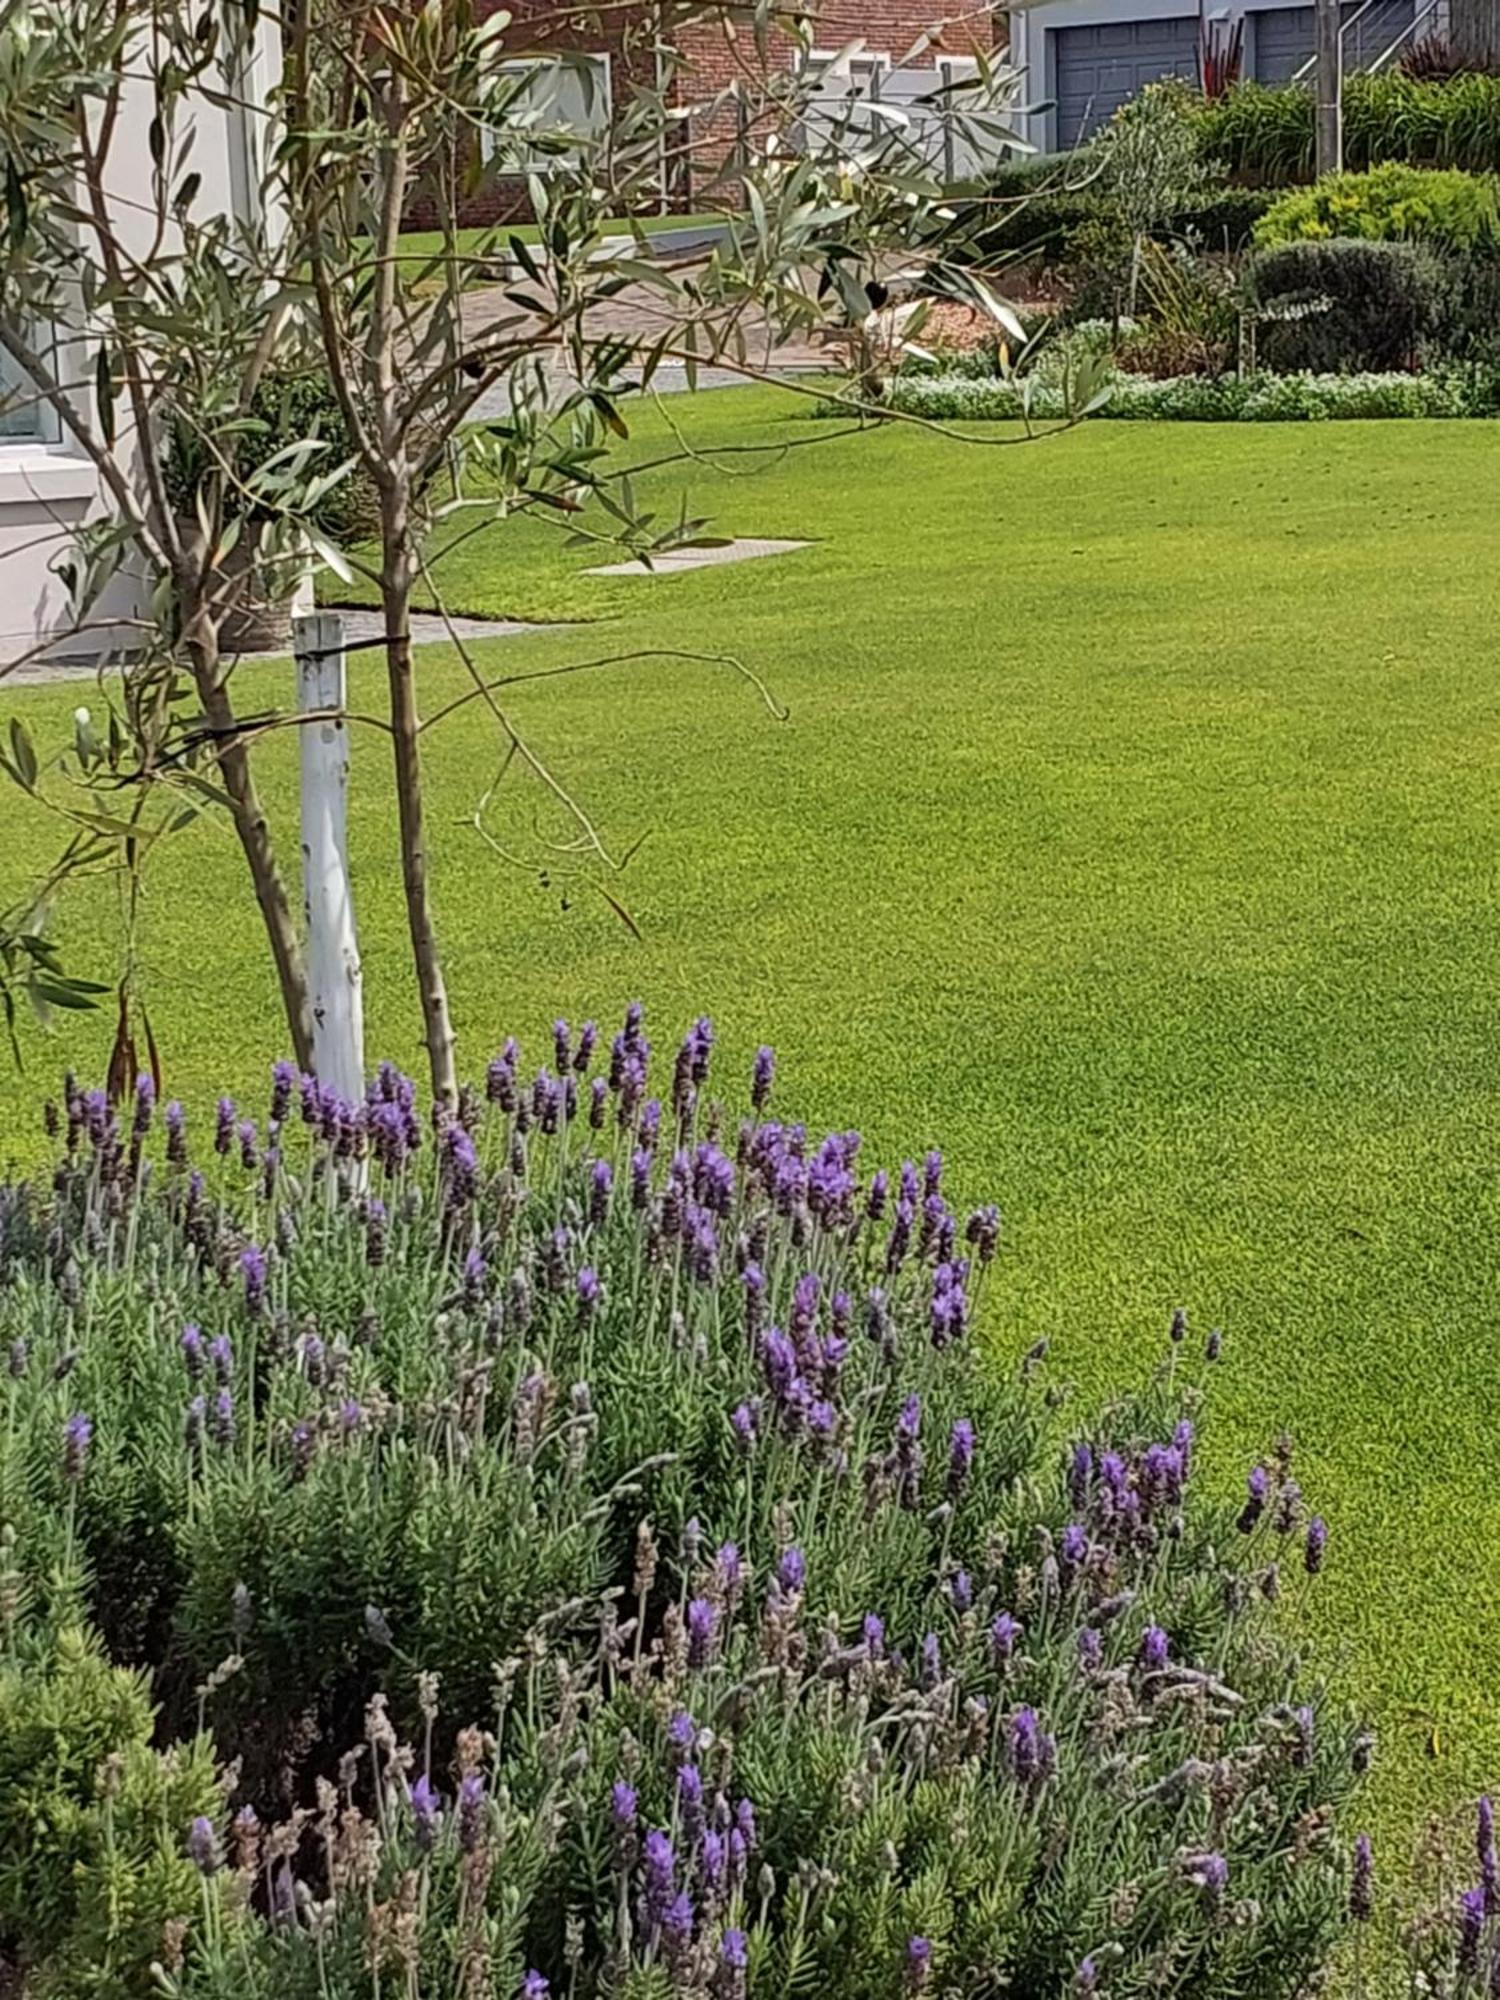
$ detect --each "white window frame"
[481,52,612,178]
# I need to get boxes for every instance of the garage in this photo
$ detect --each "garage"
[1052,16,1200,146]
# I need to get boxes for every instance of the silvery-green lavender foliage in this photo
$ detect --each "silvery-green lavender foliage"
[0,1011,1367,1997]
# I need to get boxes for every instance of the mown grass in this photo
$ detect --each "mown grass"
[5,388,1500,1886]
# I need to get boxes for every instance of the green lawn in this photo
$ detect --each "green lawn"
[5,390,1500,1873]
[394,211,723,280]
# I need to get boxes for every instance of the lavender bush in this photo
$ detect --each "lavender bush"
[0,1011,1369,1996]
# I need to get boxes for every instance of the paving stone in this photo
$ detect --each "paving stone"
[583,538,809,578]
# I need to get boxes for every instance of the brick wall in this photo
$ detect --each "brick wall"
[405,1,1001,230]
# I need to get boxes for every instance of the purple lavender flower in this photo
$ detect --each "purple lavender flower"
[777,1547,806,1596]
[410,1774,441,1850]
[730,1402,758,1450]
[214,1097,235,1156]
[866,1168,889,1221]
[208,1334,233,1384]
[1140,1625,1169,1673]
[751,1045,775,1111]
[695,1143,736,1217]
[521,1974,550,2000]
[1186,1851,1229,1910]
[239,1244,267,1316]
[949,1570,973,1613]
[1481,1799,1498,1915]
[611,1780,638,1831]
[576,1266,601,1318]
[187,1815,220,1875]
[1305,1516,1328,1576]
[677,1763,706,1845]
[700,1826,728,1893]
[62,1411,91,1482]
[721,1927,749,1971]
[863,1613,886,1660]
[1069,1441,1094,1511]
[1238,1465,1268,1533]
[929,1260,968,1347]
[180,1324,205,1378]
[734,1796,757,1854]
[949,1418,975,1497]
[990,1611,1021,1665]
[1351,1833,1374,1922]
[457,1772,486,1853]
[668,1709,697,1755]
[1075,1958,1099,1995]
[270,1060,297,1124]
[905,1935,933,1992]
[642,1829,677,1926]
[1461,1885,1486,1978]
[212,1388,235,1447]
[1076,1626,1102,1670]
[443,1123,479,1206]
[1060,1523,1089,1574]
[687,1597,718,1668]
[966,1203,1000,1265]
[1010,1706,1044,1785]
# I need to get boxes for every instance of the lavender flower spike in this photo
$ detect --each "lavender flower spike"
[905,1936,933,1992]
[1304,1515,1328,1576]
[1350,1833,1374,1922]
[187,1815,220,1876]
[62,1411,91,1483]
[521,1974,550,2000]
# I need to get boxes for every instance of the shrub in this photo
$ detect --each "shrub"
[0,1620,220,1995]
[1195,73,1500,181]
[1244,237,1457,370]
[1253,162,1500,250]
[0,1020,1367,1996]
[970,167,1272,266]
[163,368,380,546]
[865,366,1486,420]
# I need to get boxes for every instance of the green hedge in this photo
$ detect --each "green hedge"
[1195,72,1500,181]
[969,168,1274,262]
[857,366,1500,420]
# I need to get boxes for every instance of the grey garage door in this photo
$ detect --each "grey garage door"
[1053,16,1199,147]
[1253,0,1416,78]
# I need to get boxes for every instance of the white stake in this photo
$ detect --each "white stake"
[294,612,365,1102]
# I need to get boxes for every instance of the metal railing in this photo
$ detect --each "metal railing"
[1289,0,1428,80]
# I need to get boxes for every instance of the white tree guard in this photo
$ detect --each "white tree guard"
[294,612,365,1101]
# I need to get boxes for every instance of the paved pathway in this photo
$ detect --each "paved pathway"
[3,609,554,688]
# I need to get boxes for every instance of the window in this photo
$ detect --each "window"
[483,54,611,175]
[0,337,56,444]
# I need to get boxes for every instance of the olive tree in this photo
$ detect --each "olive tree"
[0,0,1067,1096]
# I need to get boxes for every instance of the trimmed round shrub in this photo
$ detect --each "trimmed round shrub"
[1253,161,1500,250]
[0,1020,1366,1997]
[1245,236,1457,370]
